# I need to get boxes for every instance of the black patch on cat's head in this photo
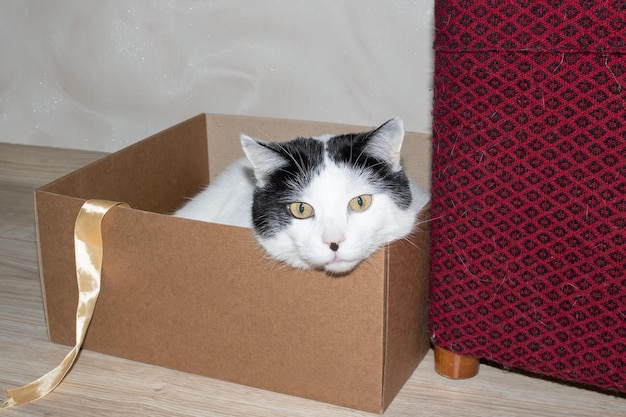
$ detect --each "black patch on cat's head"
[251,138,325,238]
[326,128,413,210]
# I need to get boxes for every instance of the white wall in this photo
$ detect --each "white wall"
[0,1,434,152]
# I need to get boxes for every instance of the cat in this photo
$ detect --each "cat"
[173,118,429,274]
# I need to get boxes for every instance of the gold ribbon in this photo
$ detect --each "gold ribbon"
[1,199,128,409]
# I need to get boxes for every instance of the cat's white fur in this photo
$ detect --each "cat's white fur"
[174,158,255,228]
[174,120,429,274]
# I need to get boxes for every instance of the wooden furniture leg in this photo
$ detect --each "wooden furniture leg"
[434,346,480,379]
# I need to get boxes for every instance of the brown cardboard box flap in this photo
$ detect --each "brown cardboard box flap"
[35,113,431,413]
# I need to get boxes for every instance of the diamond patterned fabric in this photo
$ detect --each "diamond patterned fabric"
[429,0,625,392]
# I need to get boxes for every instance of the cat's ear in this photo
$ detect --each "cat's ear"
[365,118,404,171]
[241,134,288,187]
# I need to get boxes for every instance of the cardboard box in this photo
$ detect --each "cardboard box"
[35,113,431,413]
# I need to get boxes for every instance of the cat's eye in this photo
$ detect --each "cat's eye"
[349,194,372,212]
[288,202,315,219]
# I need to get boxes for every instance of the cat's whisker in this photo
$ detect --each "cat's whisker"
[354,147,368,166]
[415,215,442,226]
[398,236,420,250]
[276,143,310,182]
[250,125,282,144]
[348,136,355,165]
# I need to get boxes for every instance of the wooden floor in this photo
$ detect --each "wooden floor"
[0,143,624,416]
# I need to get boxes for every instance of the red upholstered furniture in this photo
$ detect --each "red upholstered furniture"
[429,0,625,392]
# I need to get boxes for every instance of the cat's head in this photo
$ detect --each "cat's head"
[241,118,417,274]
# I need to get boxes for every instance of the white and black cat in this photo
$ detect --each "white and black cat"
[174,118,429,274]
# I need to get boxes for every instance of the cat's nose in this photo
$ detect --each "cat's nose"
[323,228,344,251]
